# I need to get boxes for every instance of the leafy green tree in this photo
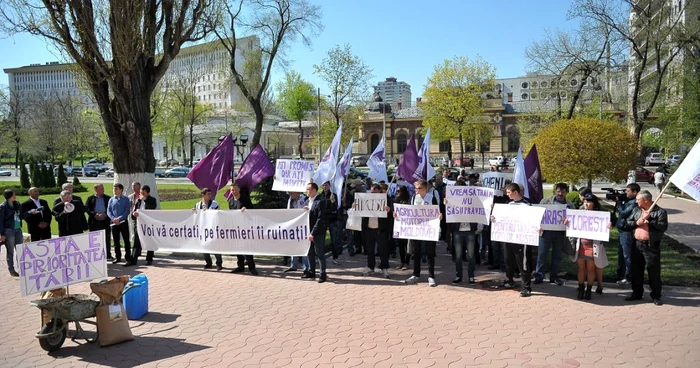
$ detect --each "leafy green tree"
[44,164,56,188]
[56,164,67,186]
[30,162,42,187]
[422,56,497,162]
[277,71,316,159]
[19,162,30,189]
[314,44,373,127]
[533,118,638,188]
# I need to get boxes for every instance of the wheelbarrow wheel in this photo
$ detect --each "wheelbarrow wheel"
[39,319,67,352]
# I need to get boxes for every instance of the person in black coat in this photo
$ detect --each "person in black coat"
[85,184,113,259]
[227,183,257,275]
[305,182,329,283]
[21,187,52,241]
[128,185,158,266]
[53,190,88,236]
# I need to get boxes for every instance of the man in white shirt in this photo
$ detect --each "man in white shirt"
[194,188,223,270]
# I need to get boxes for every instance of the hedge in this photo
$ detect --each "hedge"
[0,185,88,196]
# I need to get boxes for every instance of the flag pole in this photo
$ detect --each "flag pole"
[648,180,674,212]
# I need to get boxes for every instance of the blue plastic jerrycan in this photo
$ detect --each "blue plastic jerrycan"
[123,274,149,320]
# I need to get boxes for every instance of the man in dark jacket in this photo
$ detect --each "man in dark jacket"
[1,189,34,277]
[615,183,640,286]
[623,189,668,306]
[52,190,88,237]
[228,183,257,275]
[305,182,329,283]
[21,187,52,241]
[359,183,393,278]
[85,184,112,260]
[320,181,342,265]
[128,185,158,266]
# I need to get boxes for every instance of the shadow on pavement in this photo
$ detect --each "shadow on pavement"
[49,336,208,366]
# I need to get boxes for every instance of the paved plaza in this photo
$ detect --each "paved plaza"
[2,248,699,368]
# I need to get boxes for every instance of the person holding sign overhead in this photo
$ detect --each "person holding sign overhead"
[401,180,442,287]
[567,193,611,300]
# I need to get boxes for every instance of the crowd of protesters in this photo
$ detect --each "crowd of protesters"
[1,168,667,305]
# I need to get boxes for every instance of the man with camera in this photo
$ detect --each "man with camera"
[615,183,640,285]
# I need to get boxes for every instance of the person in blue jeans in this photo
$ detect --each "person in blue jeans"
[1,189,35,277]
[615,183,640,285]
[534,183,574,285]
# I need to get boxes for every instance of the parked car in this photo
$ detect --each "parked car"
[635,166,655,184]
[666,154,681,166]
[159,159,179,166]
[192,159,202,167]
[155,168,165,178]
[53,166,74,176]
[164,166,190,178]
[86,163,108,172]
[348,167,368,179]
[644,153,665,166]
[0,168,12,176]
[82,167,99,177]
[351,156,368,167]
[105,168,115,177]
[488,156,507,167]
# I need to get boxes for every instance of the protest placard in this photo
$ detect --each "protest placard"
[353,193,388,217]
[392,204,441,241]
[138,209,311,256]
[490,204,545,246]
[481,172,507,195]
[272,159,314,192]
[445,187,495,225]
[16,231,108,297]
[565,209,610,242]
[445,179,456,186]
[534,204,567,231]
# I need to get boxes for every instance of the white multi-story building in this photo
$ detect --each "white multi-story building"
[374,77,412,111]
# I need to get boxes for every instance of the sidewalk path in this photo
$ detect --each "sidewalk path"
[1,252,699,367]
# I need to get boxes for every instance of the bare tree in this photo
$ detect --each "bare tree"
[209,0,322,148]
[0,86,32,172]
[1,0,213,198]
[573,0,700,139]
[314,44,373,126]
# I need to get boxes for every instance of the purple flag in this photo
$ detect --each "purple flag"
[186,133,234,198]
[397,134,418,181]
[235,144,274,193]
[524,144,544,204]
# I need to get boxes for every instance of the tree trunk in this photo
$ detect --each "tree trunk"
[298,120,305,159]
[458,130,465,166]
[189,121,195,165]
[251,100,264,149]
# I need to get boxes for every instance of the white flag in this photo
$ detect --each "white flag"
[332,137,354,208]
[512,147,530,199]
[367,136,389,183]
[669,138,700,202]
[312,123,343,185]
[414,127,436,181]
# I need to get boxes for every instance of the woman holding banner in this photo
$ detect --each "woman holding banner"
[393,186,412,270]
[569,194,610,300]
[444,180,482,285]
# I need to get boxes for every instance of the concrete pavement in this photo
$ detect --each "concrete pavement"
[2,250,699,367]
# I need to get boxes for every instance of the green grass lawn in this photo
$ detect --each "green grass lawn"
[556,228,700,287]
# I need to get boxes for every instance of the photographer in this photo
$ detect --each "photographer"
[615,183,640,285]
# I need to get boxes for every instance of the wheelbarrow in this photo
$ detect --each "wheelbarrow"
[29,283,140,352]
[29,294,100,352]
